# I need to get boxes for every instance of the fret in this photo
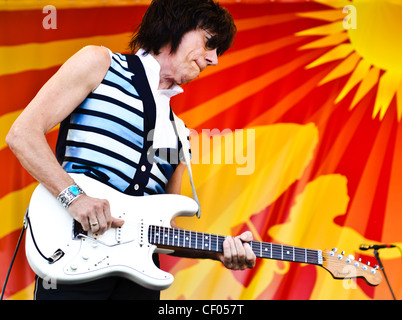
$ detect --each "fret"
[173,228,177,247]
[184,230,188,248]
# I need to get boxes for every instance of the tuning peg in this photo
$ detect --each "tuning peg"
[332,248,338,252]
[348,254,355,260]
[367,261,370,266]
[341,250,345,255]
[358,258,362,262]
[374,265,379,270]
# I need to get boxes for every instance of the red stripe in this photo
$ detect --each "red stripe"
[225,2,327,20]
[0,6,147,46]
[0,67,59,117]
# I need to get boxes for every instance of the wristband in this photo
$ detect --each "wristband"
[57,183,85,208]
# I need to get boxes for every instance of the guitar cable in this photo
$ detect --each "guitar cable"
[0,210,27,300]
[0,209,64,300]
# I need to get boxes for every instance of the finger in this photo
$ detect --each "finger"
[87,205,103,233]
[222,236,235,268]
[100,199,112,230]
[243,242,256,269]
[96,201,110,234]
[233,236,247,269]
[111,217,125,228]
[95,210,107,234]
[89,217,100,232]
[239,231,253,242]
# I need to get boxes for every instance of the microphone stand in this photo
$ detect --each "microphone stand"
[373,249,396,300]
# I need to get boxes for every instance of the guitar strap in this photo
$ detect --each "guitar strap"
[172,113,201,218]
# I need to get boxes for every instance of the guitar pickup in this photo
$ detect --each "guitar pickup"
[114,213,136,244]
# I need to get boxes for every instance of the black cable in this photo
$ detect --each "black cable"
[0,209,64,300]
[0,224,26,300]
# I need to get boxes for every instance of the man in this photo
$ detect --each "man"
[6,0,256,299]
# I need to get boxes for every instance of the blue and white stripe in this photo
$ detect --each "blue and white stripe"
[58,51,185,195]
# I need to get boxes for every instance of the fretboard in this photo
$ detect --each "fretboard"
[148,225,322,265]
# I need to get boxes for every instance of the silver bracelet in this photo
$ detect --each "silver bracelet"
[57,183,85,209]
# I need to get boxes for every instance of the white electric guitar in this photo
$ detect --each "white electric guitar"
[25,174,382,290]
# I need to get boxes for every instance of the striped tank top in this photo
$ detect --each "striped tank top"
[56,49,189,196]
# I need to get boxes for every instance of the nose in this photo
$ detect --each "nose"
[205,49,218,66]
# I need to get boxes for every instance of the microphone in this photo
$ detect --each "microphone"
[359,244,396,251]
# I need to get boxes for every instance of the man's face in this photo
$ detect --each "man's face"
[162,28,218,86]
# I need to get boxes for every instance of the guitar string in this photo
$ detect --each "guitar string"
[148,225,321,264]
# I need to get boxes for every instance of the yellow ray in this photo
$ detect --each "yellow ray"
[312,0,348,9]
[397,81,402,121]
[299,32,348,50]
[335,58,371,104]
[373,71,402,120]
[297,9,345,22]
[350,66,380,110]
[295,21,345,36]
[305,43,354,69]
[235,13,299,32]
[0,183,37,239]
[0,33,131,76]
[318,51,360,86]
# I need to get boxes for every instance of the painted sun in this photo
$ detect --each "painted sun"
[297,0,402,121]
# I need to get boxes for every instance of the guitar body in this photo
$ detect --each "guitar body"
[25,173,199,290]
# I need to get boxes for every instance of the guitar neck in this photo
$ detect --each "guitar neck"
[148,225,323,266]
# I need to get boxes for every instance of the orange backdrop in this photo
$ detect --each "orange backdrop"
[1,0,401,300]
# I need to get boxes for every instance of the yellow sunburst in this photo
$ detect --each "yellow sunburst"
[296,0,402,121]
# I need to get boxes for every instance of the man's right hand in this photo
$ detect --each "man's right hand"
[68,195,125,234]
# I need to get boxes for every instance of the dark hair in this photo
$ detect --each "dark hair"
[129,0,236,57]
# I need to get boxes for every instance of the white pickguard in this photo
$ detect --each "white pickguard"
[25,173,199,290]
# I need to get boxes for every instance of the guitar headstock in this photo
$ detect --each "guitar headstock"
[321,248,382,286]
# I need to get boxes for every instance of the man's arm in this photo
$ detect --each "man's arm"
[6,45,123,234]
